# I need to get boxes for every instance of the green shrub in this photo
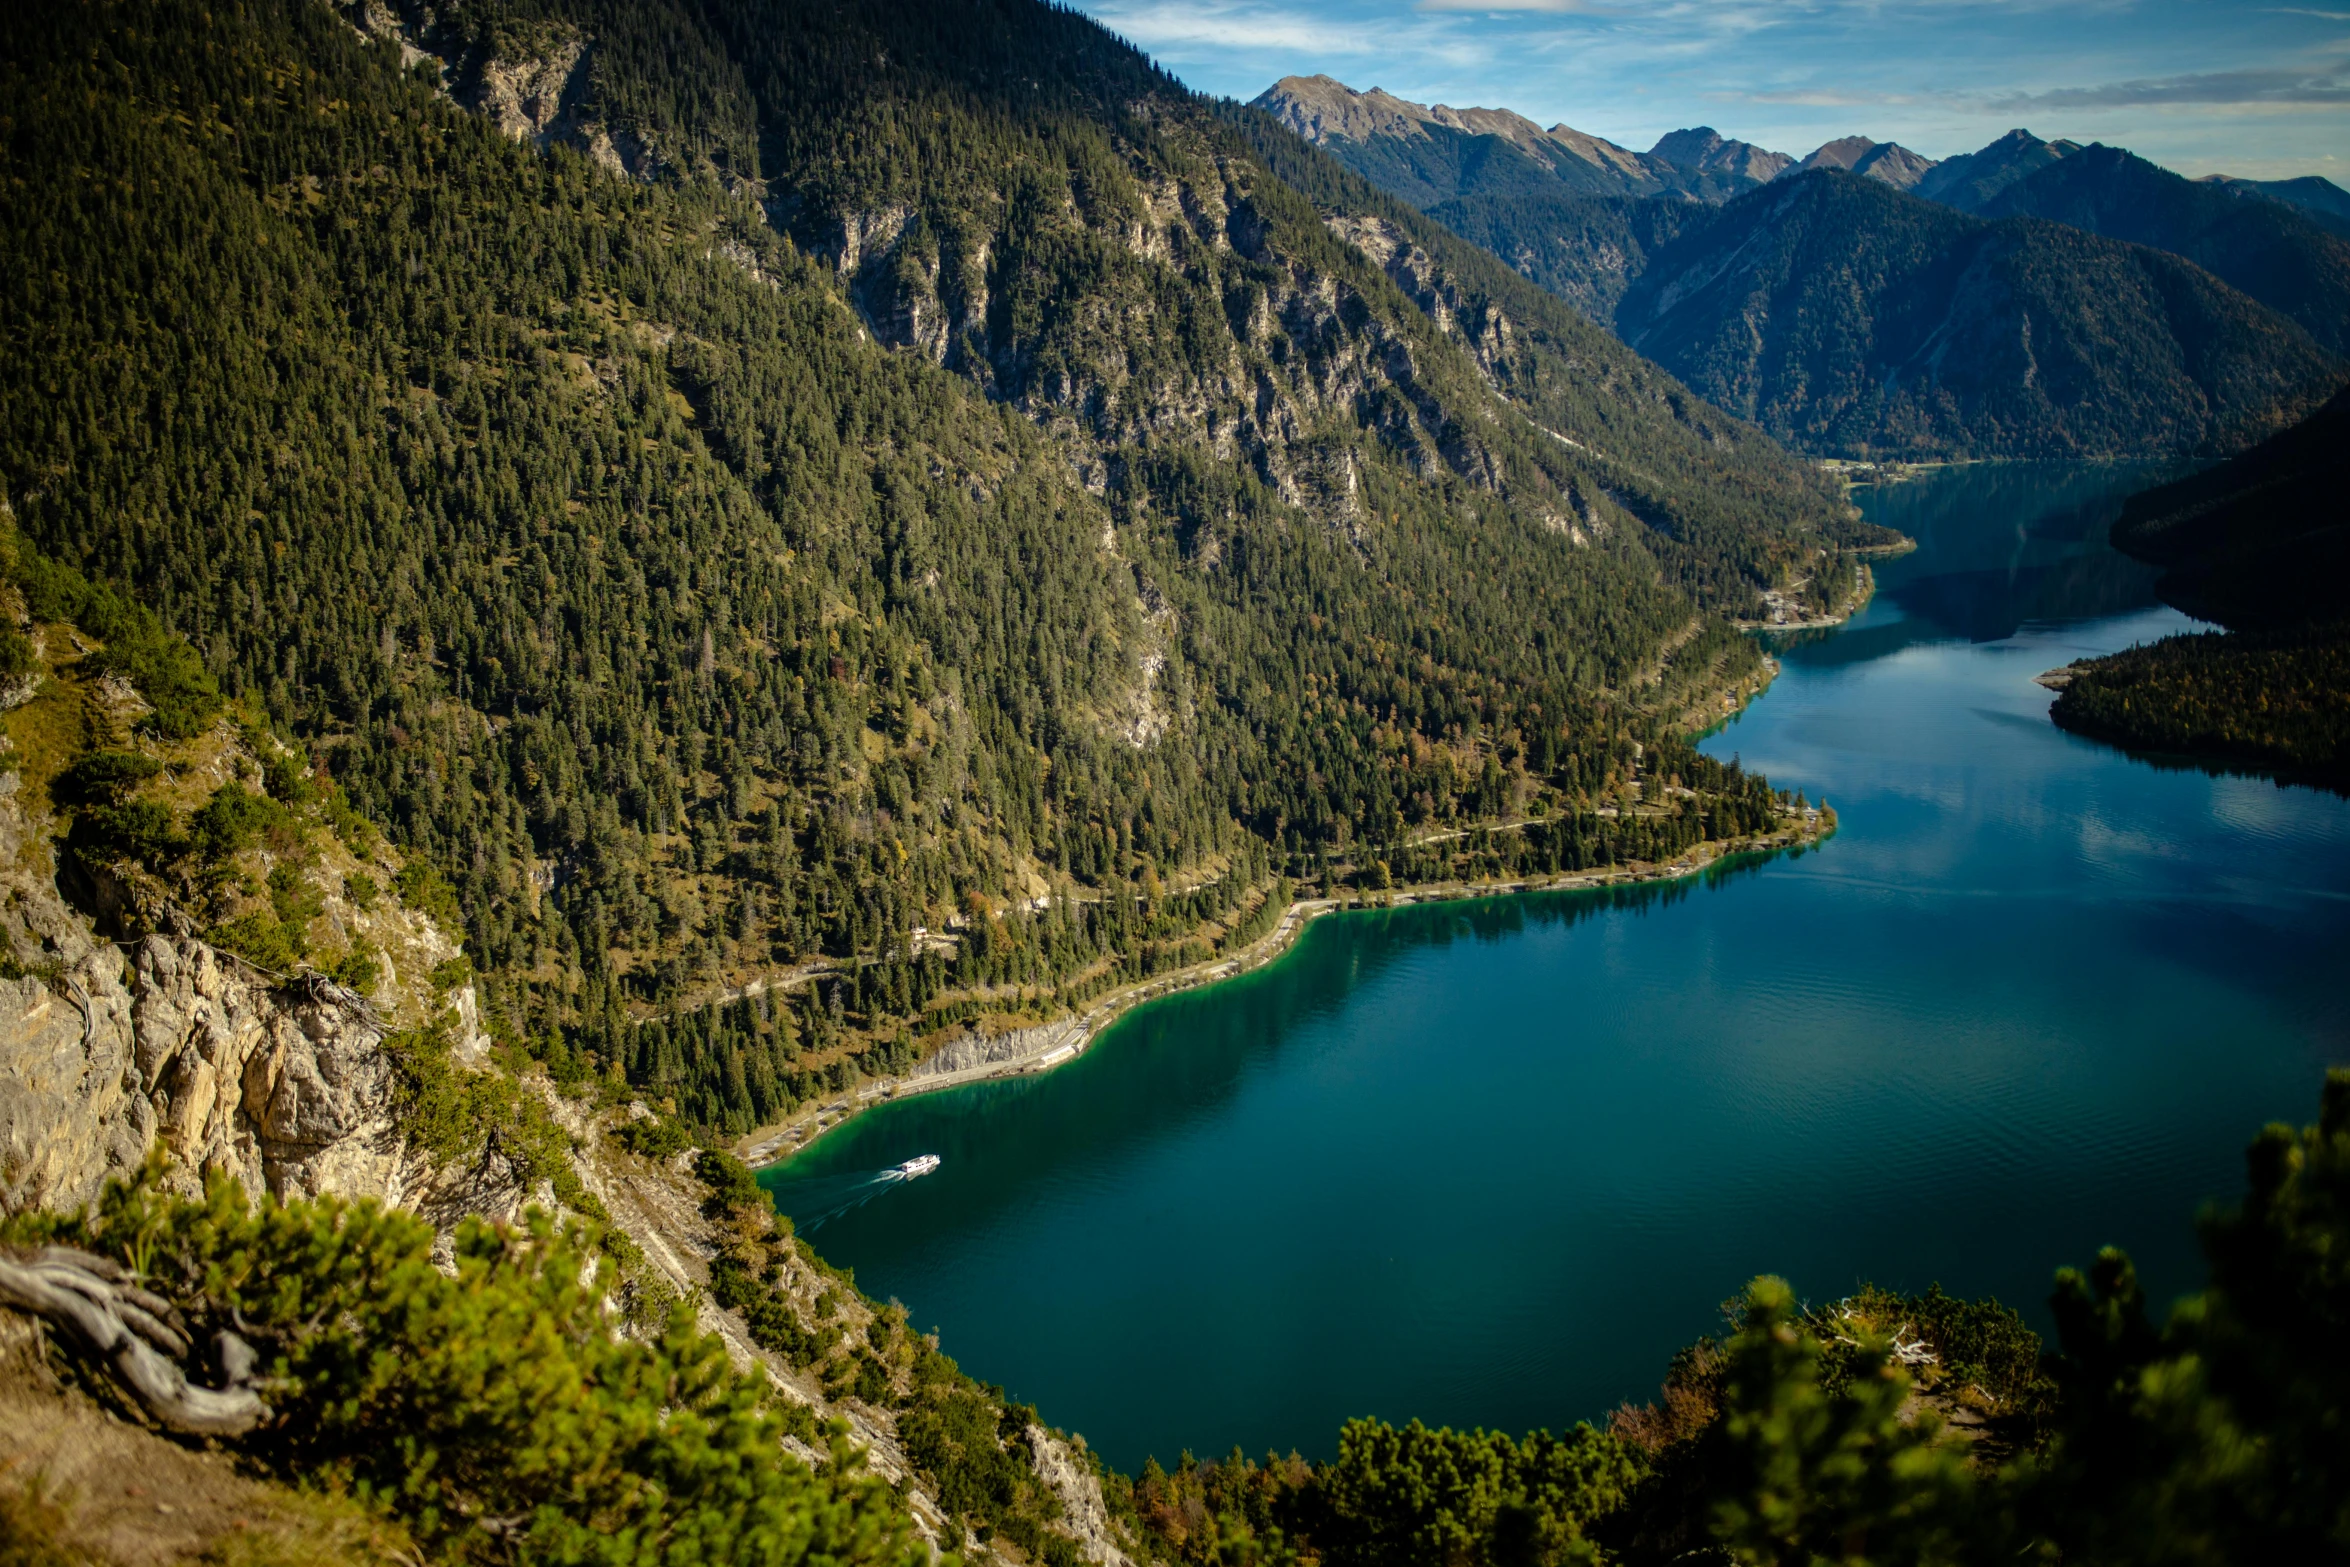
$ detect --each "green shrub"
[694,1148,767,1217]
[344,870,380,911]
[614,1114,694,1161]
[259,748,317,807]
[428,954,472,996]
[206,912,306,974]
[267,862,323,934]
[9,1170,924,1567]
[54,748,163,806]
[394,859,463,937]
[189,782,289,861]
[0,624,37,681]
[70,799,181,865]
[330,941,382,995]
[380,1022,588,1208]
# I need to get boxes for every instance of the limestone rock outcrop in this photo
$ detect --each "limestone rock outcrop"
[2,929,418,1215]
[0,771,486,1217]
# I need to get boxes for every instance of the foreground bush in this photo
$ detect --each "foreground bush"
[3,1169,924,1567]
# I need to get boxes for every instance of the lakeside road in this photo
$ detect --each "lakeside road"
[737,806,1833,1169]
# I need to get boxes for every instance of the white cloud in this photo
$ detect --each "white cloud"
[1096,0,1490,65]
[1416,0,1625,13]
[1987,67,2350,108]
[1073,0,2350,173]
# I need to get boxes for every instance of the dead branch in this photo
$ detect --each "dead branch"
[0,1247,267,1437]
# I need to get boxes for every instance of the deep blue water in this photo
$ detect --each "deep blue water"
[764,462,2350,1473]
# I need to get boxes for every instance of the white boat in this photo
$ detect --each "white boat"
[891,1154,942,1180]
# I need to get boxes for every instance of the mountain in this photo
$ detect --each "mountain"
[2,0,1882,1138]
[2201,174,2350,238]
[1301,98,2349,460]
[2050,388,2350,779]
[1649,126,1794,185]
[1793,135,1938,190]
[3,5,2348,1566]
[1974,145,2350,355]
[1424,193,1709,325]
[1249,76,1772,205]
[1914,127,2080,210]
[1613,171,2346,459]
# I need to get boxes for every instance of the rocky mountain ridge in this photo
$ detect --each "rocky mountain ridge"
[1250,75,1782,205]
[1793,134,1937,190]
[1649,126,1793,186]
[1251,78,1959,206]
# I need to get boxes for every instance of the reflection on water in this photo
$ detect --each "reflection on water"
[768,462,2348,1475]
[1789,460,2186,665]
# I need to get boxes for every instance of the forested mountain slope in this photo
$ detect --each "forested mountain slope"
[2051,388,2350,780]
[1975,145,2350,355]
[0,0,1868,1135]
[1612,171,2345,459]
[1424,193,1707,325]
[1274,99,2345,459]
[2109,384,2350,631]
[2201,173,2350,237]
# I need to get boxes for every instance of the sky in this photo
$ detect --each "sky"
[1071,0,2350,183]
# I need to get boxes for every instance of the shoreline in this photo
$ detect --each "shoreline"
[738,807,1835,1169]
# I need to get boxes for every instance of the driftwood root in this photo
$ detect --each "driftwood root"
[0,1246,268,1436]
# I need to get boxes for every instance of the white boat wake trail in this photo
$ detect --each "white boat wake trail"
[767,1156,941,1232]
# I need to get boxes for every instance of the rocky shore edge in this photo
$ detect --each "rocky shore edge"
[739,805,1836,1168]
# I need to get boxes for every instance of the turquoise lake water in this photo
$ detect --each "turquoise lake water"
[763,462,2350,1472]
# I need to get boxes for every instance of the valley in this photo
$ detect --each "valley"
[0,0,2345,1564]
[764,459,2350,1473]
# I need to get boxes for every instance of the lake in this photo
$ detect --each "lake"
[762,461,2350,1472]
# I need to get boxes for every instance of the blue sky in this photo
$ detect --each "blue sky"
[1074,0,2350,182]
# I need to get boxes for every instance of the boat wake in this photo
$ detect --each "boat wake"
[767,1155,942,1232]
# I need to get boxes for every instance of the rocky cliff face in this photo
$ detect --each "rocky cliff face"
[1650,127,1793,185]
[821,141,1520,531]
[0,606,495,1221]
[2,933,395,1214]
[345,0,668,182]
[0,771,499,1218]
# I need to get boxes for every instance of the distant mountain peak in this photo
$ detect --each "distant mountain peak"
[1796,136,1938,190]
[1651,126,1793,184]
[1914,128,2080,211]
[1253,78,1786,206]
[1650,126,1725,159]
[1253,75,1447,145]
[1253,75,1645,177]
